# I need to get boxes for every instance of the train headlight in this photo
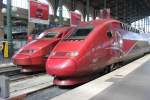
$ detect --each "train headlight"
[66,51,79,57]
[51,52,56,56]
[71,51,79,57]
[50,51,79,57]
[66,52,71,57]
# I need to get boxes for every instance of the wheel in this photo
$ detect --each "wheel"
[103,66,110,74]
[103,63,121,74]
[109,63,121,72]
[109,64,116,72]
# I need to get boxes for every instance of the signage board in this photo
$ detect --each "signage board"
[29,0,49,24]
[70,11,81,26]
[100,8,111,19]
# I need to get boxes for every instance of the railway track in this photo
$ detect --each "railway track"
[9,72,46,82]
[8,74,54,100]
[25,85,71,100]
[0,64,46,82]
[7,74,75,100]
[0,65,21,76]
[0,65,73,100]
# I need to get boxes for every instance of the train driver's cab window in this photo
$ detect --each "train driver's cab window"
[37,32,59,39]
[107,31,113,38]
[67,27,93,39]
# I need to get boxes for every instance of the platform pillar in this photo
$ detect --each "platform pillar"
[6,0,13,57]
[54,0,59,18]
[0,76,9,99]
[0,0,4,39]
[59,0,63,25]
[115,0,118,19]
[86,0,90,21]
[71,0,76,11]
[104,0,107,8]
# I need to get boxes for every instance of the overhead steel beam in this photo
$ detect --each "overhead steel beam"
[54,0,59,18]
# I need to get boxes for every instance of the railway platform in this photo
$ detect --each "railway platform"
[0,39,26,67]
[51,54,150,100]
[0,53,18,75]
[0,55,12,67]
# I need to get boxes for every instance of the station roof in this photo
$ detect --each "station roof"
[80,0,150,23]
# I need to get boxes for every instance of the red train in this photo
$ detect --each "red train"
[13,26,74,72]
[46,19,150,86]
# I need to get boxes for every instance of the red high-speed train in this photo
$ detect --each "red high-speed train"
[46,19,150,86]
[13,26,74,72]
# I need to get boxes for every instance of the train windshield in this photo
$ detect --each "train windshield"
[37,32,59,39]
[67,27,93,39]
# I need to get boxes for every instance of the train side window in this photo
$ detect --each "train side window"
[124,24,125,30]
[127,25,128,31]
[107,31,113,38]
[45,32,58,38]
[122,24,124,30]
[37,32,59,39]
[125,25,127,30]
[120,23,123,29]
[131,27,133,32]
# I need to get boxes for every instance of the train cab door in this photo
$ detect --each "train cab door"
[111,31,123,58]
[108,23,123,59]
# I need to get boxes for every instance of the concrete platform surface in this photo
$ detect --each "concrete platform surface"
[51,54,150,100]
[0,63,14,68]
[10,74,53,98]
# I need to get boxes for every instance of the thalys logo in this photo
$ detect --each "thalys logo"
[35,8,43,18]
[30,0,49,20]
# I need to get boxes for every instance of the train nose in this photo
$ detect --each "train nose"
[13,54,31,65]
[46,59,76,77]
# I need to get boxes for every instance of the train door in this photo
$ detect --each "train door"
[110,23,123,59]
[113,31,123,57]
[90,26,110,70]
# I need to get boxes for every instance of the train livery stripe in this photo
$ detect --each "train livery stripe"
[124,41,138,56]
